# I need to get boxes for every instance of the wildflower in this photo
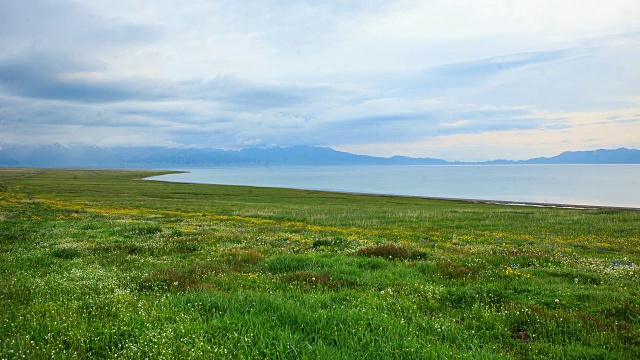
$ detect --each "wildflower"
[510,264,519,269]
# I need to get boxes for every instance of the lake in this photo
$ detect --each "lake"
[146,164,640,208]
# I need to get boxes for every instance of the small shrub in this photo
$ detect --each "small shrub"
[357,244,411,260]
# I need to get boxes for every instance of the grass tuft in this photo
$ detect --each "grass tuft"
[356,243,412,260]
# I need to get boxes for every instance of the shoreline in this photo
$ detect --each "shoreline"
[144,171,640,211]
[332,190,640,210]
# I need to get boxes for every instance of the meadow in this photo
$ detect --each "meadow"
[1,168,638,359]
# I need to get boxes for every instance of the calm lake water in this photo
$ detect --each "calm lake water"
[147,165,640,208]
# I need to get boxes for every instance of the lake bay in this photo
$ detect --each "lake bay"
[147,164,640,208]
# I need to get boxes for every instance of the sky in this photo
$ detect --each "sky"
[1,0,639,161]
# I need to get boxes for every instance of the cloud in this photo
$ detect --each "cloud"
[0,0,164,61]
[421,49,570,83]
[0,68,140,104]
[227,88,307,110]
[315,107,553,145]
[0,50,170,103]
[95,135,180,148]
[0,1,638,160]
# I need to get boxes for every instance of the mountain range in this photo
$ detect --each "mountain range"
[0,144,639,168]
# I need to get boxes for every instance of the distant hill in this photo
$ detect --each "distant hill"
[0,144,638,168]
[0,144,447,168]
[523,148,640,164]
[486,148,640,165]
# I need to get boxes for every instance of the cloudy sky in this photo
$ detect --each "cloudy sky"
[1,0,639,161]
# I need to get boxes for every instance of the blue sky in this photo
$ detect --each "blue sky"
[1,0,639,161]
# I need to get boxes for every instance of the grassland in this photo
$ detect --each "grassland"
[1,168,639,359]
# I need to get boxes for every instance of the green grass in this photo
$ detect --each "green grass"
[1,168,639,359]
